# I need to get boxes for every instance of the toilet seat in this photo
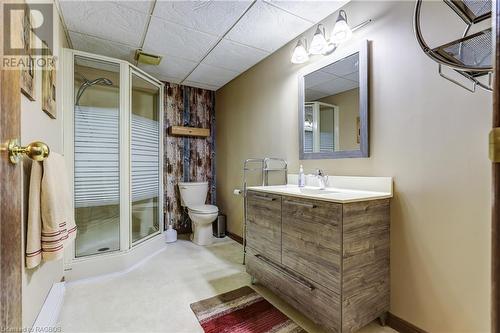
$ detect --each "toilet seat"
[188,204,218,214]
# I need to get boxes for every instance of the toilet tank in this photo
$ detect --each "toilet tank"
[178,182,208,207]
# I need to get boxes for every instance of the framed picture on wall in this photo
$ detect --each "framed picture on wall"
[20,7,36,101]
[42,42,56,118]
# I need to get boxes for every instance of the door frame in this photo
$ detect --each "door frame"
[0,1,23,329]
[492,0,500,331]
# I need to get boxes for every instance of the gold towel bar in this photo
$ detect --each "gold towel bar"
[8,139,50,164]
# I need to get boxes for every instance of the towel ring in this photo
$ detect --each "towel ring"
[8,139,50,164]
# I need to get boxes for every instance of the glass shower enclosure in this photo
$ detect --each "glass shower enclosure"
[63,49,163,266]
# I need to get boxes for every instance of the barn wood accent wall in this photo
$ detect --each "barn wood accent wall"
[164,82,215,233]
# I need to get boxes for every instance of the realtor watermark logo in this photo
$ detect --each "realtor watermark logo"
[2,2,56,70]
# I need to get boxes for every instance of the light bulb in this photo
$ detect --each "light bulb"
[322,42,337,56]
[331,10,352,44]
[309,24,327,55]
[291,39,309,64]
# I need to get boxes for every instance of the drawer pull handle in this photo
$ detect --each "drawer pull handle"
[254,195,276,202]
[255,254,314,291]
[284,200,316,209]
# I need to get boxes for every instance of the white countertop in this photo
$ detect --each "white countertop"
[246,176,393,204]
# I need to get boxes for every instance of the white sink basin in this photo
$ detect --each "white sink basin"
[298,188,340,195]
[247,181,393,204]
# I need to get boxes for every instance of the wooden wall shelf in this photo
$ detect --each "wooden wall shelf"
[169,126,210,138]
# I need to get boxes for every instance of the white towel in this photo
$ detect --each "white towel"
[26,152,77,269]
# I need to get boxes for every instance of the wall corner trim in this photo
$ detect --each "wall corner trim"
[32,282,66,330]
[387,312,428,333]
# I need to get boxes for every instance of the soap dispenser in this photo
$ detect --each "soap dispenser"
[298,165,305,187]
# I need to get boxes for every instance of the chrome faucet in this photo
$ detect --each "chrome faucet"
[315,169,328,189]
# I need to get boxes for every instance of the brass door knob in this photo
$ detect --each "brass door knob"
[8,139,50,164]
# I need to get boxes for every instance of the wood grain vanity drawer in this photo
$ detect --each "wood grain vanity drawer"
[246,249,341,333]
[246,191,282,263]
[281,196,342,294]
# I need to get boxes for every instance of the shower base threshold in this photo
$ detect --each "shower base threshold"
[64,233,165,281]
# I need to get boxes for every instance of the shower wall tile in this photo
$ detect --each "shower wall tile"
[164,82,215,234]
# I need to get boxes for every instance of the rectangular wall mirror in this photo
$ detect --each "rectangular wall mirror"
[299,40,369,159]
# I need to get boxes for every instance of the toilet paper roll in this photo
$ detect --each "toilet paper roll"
[233,189,242,195]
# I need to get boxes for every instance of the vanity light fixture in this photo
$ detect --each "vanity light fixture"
[309,24,327,55]
[291,38,309,64]
[290,9,371,64]
[331,10,352,44]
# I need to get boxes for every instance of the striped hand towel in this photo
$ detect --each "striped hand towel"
[26,152,77,269]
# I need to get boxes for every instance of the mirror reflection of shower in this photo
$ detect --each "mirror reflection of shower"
[75,77,113,105]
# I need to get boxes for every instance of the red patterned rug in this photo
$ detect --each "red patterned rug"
[190,286,306,333]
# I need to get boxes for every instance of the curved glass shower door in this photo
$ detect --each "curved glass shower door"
[131,70,161,244]
[73,56,121,257]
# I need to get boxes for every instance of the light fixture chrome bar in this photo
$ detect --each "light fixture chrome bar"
[352,19,373,33]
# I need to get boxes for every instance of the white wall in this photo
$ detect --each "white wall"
[216,1,491,331]
[21,2,68,327]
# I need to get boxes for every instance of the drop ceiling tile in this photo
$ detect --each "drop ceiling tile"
[114,0,152,14]
[143,17,219,62]
[202,39,270,72]
[225,1,312,53]
[60,1,148,47]
[305,89,328,101]
[311,76,358,95]
[153,1,253,37]
[322,53,359,77]
[264,0,348,23]
[185,63,239,88]
[69,31,136,61]
[305,70,337,88]
[342,71,359,82]
[183,80,220,91]
[138,55,198,82]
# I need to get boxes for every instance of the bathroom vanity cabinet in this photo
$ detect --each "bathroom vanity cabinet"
[245,190,390,333]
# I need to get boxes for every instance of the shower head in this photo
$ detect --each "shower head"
[86,78,113,86]
[75,77,113,105]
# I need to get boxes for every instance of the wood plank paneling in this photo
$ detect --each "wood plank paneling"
[246,191,282,263]
[342,199,390,333]
[164,83,215,233]
[282,196,342,294]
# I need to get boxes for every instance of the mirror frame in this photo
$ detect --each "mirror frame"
[298,39,369,160]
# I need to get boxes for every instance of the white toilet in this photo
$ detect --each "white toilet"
[178,182,218,246]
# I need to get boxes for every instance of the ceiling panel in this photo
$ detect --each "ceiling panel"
[225,1,311,53]
[311,77,358,95]
[143,17,219,62]
[305,89,328,101]
[69,31,136,61]
[60,1,147,47]
[264,0,348,23]
[322,53,359,77]
[202,39,270,73]
[61,0,351,91]
[153,1,253,37]
[305,70,338,88]
[183,80,220,91]
[114,0,152,14]
[342,72,359,82]
[186,63,239,88]
[139,55,198,83]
